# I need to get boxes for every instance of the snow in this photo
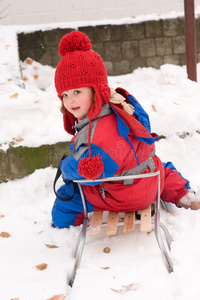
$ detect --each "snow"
[1,17,200,300]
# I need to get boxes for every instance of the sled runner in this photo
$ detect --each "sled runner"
[68,171,174,287]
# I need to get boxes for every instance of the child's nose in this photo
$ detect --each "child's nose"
[68,96,75,102]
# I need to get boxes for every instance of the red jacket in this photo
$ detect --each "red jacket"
[60,88,189,211]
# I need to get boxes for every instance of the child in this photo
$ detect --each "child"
[52,31,200,229]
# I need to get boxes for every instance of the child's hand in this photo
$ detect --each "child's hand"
[177,192,200,210]
[190,201,200,210]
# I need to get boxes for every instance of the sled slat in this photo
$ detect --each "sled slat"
[123,212,135,233]
[106,211,118,235]
[140,206,152,232]
[90,211,103,236]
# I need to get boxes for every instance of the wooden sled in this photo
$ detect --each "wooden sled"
[69,171,173,286]
[90,206,152,237]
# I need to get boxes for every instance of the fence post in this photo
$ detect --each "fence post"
[184,0,197,82]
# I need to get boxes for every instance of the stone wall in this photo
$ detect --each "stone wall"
[18,17,200,76]
[0,142,72,182]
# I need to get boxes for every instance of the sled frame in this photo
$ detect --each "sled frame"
[69,171,173,287]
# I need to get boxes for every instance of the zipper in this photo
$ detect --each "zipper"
[100,186,106,199]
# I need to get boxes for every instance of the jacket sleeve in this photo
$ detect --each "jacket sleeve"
[161,162,191,205]
[59,143,119,185]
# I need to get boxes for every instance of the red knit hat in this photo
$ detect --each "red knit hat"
[55,31,110,134]
[55,31,111,179]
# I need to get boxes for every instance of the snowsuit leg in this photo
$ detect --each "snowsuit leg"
[52,182,94,229]
[161,162,191,206]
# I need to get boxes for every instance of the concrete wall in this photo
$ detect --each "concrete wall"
[18,17,200,76]
[1,0,200,26]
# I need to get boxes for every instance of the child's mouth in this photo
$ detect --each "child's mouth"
[71,107,80,111]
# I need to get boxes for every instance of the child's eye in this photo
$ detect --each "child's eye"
[74,90,80,95]
[62,93,67,99]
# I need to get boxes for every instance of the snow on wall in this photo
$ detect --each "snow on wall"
[1,0,200,26]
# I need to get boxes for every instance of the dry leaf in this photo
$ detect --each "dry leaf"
[36,263,48,270]
[26,58,33,65]
[10,298,19,300]
[151,104,157,112]
[132,16,136,18]
[34,75,39,80]
[9,93,19,99]
[0,215,5,218]
[103,247,110,253]
[33,66,39,70]
[2,62,9,65]
[45,244,59,249]
[174,102,179,105]
[170,212,178,216]
[167,82,176,86]
[111,283,139,294]
[7,78,12,81]
[101,266,110,270]
[23,76,28,81]
[0,231,11,238]
[5,44,10,50]
[47,295,66,300]
[34,100,39,103]
[12,138,24,142]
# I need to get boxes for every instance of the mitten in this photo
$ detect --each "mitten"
[177,191,200,210]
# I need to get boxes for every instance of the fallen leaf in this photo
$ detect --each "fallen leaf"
[0,231,11,238]
[103,247,110,253]
[45,244,59,249]
[111,283,139,294]
[7,78,12,81]
[2,62,9,65]
[5,44,10,50]
[23,76,28,81]
[36,263,48,270]
[26,58,33,65]
[174,102,179,105]
[0,215,5,218]
[12,138,24,142]
[9,93,19,99]
[170,212,178,216]
[132,16,136,18]
[10,298,19,300]
[151,104,157,112]
[33,66,39,70]
[101,266,110,270]
[167,82,176,86]
[47,295,66,300]
[34,100,40,103]
[34,75,39,80]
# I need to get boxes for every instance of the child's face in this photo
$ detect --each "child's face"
[61,87,94,120]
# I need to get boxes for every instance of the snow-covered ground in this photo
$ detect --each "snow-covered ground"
[1,19,200,300]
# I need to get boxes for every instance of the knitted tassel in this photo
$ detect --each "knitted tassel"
[78,155,104,180]
[78,120,104,180]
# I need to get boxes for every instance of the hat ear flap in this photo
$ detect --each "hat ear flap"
[99,83,110,103]
[87,84,110,120]
[63,112,76,135]
[87,91,102,119]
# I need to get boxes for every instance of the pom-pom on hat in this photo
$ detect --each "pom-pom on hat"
[55,31,111,180]
[55,31,110,134]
